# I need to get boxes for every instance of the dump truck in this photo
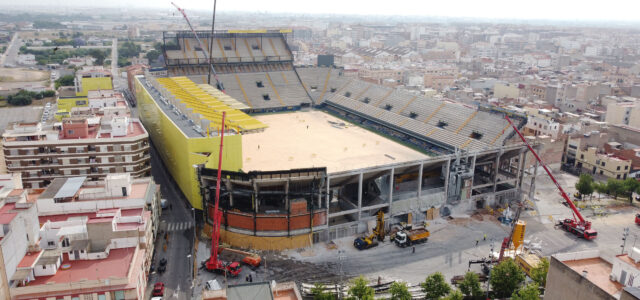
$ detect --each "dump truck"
[393,225,430,247]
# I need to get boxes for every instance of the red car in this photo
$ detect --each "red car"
[636,214,640,225]
[152,282,165,297]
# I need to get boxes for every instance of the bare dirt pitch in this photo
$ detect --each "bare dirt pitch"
[0,67,49,82]
[242,111,430,172]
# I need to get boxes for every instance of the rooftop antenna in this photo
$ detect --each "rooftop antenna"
[171,2,225,92]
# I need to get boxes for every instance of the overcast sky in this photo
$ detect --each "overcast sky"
[10,0,640,21]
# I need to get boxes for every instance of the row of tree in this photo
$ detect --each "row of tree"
[19,46,110,66]
[1,90,55,106]
[312,257,549,300]
[575,173,640,203]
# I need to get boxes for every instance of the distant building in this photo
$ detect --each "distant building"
[546,250,640,300]
[605,101,640,128]
[2,116,150,188]
[493,83,521,99]
[17,54,36,65]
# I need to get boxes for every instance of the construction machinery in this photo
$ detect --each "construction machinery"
[393,223,430,247]
[220,246,261,268]
[635,214,640,225]
[505,115,597,240]
[202,112,242,277]
[354,210,385,250]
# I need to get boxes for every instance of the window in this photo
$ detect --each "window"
[625,165,629,170]
[602,162,606,167]
[600,170,604,175]
[48,241,55,246]
[580,154,584,159]
[67,129,74,135]
[42,265,46,269]
[617,174,621,179]
[617,166,621,170]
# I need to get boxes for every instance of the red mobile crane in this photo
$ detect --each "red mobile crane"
[204,112,242,276]
[505,115,597,240]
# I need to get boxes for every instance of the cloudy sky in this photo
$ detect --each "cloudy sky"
[10,0,640,21]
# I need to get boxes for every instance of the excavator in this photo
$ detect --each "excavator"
[354,210,385,250]
[505,115,597,240]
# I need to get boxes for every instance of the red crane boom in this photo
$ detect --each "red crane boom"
[204,112,241,275]
[505,115,597,240]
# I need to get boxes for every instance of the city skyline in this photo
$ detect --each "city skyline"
[2,0,640,23]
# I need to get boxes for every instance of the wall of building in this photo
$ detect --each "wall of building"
[135,77,242,210]
[217,228,314,250]
[0,247,9,300]
[545,255,616,300]
[575,147,631,179]
[78,77,113,97]
[494,83,520,99]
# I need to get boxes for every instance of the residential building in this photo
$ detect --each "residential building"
[546,249,640,300]
[606,101,640,128]
[566,135,631,179]
[0,174,40,294]
[2,116,150,188]
[493,83,520,99]
[203,281,302,300]
[4,174,158,300]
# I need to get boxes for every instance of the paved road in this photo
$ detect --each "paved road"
[1,32,20,66]
[26,45,112,50]
[146,141,196,299]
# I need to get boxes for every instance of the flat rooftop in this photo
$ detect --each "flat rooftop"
[27,247,136,285]
[242,111,430,173]
[564,257,622,296]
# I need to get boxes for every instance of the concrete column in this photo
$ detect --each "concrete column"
[519,151,528,189]
[469,154,477,190]
[253,180,259,213]
[318,177,323,208]
[225,178,233,207]
[388,168,394,206]
[443,159,451,198]
[326,176,331,210]
[417,163,424,199]
[529,160,538,200]
[284,180,290,211]
[357,172,363,220]
[493,152,501,193]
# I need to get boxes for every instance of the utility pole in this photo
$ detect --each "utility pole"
[486,239,494,299]
[622,227,630,255]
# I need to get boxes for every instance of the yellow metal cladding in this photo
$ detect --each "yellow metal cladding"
[156,77,267,132]
[135,76,243,210]
[56,97,88,112]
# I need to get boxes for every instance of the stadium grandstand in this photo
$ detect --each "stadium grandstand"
[162,30,311,112]
[135,29,529,249]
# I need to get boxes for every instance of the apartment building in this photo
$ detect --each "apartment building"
[566,135,631,180]
[2,173,158,300]
[605,101,640,128]
[546,250,640,300]
[2,117,150,188]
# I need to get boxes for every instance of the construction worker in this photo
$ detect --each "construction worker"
[412,246,415,254]
[483,234,487,241]
[475,240,479,247]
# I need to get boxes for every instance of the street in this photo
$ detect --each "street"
[1,32,19,66]
[146,141,196,299]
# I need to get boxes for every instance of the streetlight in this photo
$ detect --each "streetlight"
[486,239,494,299]
[191,208,196,282]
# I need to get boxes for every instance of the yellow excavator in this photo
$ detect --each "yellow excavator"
[354,210,385,250]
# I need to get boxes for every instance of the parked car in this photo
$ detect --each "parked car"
[152,282,165,296]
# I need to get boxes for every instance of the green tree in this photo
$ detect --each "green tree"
[593,181,608,200]
[153,42,163,51]
[443,290,463,300]
[575,174,594,199]
[145,50,160,63]
[490,258,525,298]
[88,49,107,65]
[347,276,374,300]
[421,272,451,299]
[55,75,75,89]
[389,282,411,300]
[511,283,540,300]
[530,257,549,288]
[311,283,335,300]
[458,271,483,298]
[623,177,640,203]
[42,90,56,97]
[607,178,624,199]
[119,41,141,58]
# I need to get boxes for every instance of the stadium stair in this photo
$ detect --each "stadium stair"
[265,73,285,106]
[234,74,252,107]
[424,102,445,123]
[374,89,394,107]
[490,123,512,145]
[454,111,478,134]
[397,96,418,114]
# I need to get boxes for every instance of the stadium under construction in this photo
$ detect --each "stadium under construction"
[133,30,529,250]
